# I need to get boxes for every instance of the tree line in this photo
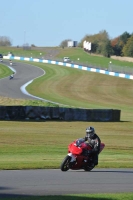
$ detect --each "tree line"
[0,36,12,46]
[60,30,133,58]
[1,30,133,58]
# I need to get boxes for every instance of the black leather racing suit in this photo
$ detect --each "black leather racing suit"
[85,133,101,165]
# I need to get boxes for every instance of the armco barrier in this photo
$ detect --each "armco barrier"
[0,106,121,121]
[3,56,133,80]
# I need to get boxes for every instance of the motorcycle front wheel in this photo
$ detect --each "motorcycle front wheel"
[60,155,71,171]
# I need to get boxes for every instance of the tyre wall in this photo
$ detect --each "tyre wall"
[0,106,121,121]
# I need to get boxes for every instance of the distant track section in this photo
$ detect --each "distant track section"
[0,61,44,100]
[3,55,133,80]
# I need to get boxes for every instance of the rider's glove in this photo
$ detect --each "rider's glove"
[85,136,88,141]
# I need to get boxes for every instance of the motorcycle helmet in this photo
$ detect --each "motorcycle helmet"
[86,126,95,139]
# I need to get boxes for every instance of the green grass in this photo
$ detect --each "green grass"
[56,47,133,68]
[0,46,133,170]
[1,59,133,121]
[0,121,133,170]
[0,46,133,198]
[25,62,133,122]
[0,46,46,58]
[1,46,133,68]
[0,63,12,78]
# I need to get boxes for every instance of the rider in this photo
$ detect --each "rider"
[10,72,14,79]
[84,126,101,167]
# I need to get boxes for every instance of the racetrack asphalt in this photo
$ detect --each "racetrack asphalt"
[0,60,44,100]
[0,169,133,197]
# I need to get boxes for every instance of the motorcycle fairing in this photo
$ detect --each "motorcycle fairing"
[68,153,76,162]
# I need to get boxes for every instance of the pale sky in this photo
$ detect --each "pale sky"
[1,0,133,47]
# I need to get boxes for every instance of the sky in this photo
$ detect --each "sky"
[0,0,133,47]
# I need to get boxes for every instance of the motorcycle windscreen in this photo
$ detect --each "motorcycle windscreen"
[68,143,83,155]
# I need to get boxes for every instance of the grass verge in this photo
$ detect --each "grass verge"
[0,121,133,170]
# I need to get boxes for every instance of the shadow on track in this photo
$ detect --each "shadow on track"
[68,169,133,173]
[0,193,114,200]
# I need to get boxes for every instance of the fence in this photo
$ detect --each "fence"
[108,63,133,75]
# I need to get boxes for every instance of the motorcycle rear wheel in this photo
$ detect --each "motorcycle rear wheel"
[84,165,95,171]
[60,155,71,171]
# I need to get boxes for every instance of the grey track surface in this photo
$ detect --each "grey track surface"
[0,60,44,99]
[0,169,133,197]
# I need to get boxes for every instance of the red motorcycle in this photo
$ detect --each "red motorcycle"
[60,138,105,172]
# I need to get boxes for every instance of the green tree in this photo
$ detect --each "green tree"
[117,31,131,56]
[0,36,12,46]
[111,36,121,56]
[79,30,113,56]
[122,35,133,57]
[101,40,113,57]
[59,39,71,48]
[120,31,131,44]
